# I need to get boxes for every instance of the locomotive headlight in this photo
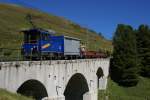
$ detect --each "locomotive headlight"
[31,48,33,51]
[33,46,37,49]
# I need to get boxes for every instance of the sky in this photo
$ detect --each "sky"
[0,0,150,39]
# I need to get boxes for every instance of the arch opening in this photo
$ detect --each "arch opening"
[64,73,89,100]
[17,79,48,100]
[96,67,104,89]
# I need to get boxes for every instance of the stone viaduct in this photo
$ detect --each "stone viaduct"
[0,58,110,100]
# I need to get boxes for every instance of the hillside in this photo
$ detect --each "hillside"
[0,4,112,52]
[99,77,150,100]
[0,89,33,100]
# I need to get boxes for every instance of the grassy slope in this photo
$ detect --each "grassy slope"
[99,77,150,100]
[0,89,33,100]
[0,4,112,52]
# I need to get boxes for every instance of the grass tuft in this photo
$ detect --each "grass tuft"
[0,89,33,100]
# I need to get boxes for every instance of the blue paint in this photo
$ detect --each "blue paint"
[22,29,65,57]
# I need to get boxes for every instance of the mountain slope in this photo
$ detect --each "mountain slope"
[0,4,112,52]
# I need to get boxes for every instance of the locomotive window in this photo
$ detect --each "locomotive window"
[24,31,40,43]
[30,34,37,43]
[41,34,50,41]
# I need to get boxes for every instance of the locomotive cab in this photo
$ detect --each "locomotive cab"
[21,28,51,58]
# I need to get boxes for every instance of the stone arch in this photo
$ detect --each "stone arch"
[96,67,104,89]
[17,79,48,100]
[64,73,89,100]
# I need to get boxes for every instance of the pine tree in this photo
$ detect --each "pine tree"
[136,25,150,77]
[111,24,139,86]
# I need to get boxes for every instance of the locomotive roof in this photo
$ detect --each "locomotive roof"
[20,28,80,41]
[64,36,81,41]
[20,28,55,35]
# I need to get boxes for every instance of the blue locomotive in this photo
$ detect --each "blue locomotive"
[21,28,81,59]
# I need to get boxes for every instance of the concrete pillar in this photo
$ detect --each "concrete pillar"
[83,91,98,100]
[99,76,108,90]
